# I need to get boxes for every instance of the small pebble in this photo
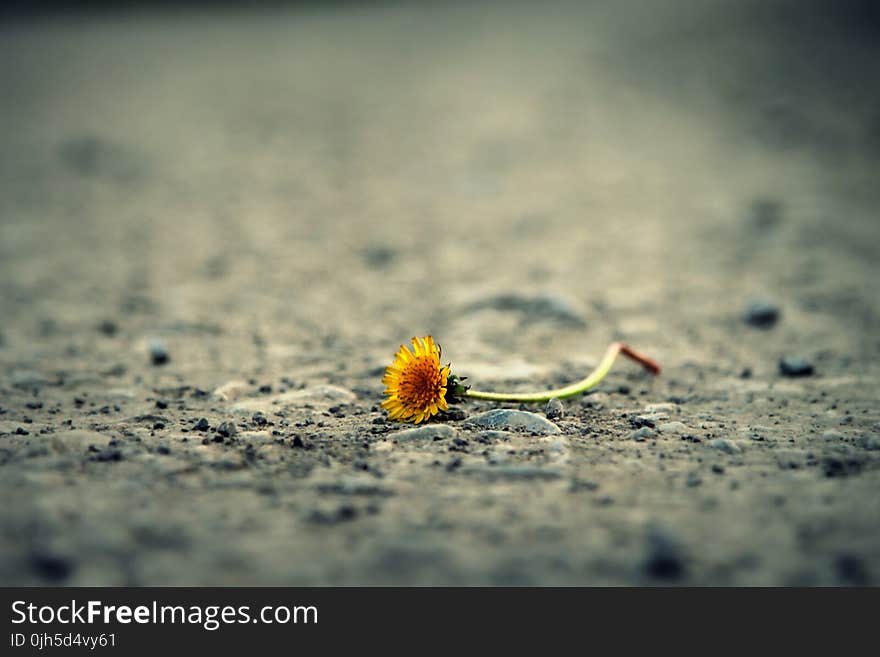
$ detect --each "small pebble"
[857,435,880,451]
[30,553,74,582]
[217,421,237,437]
[709,438,741,454]
[363,244,397,269]
[629,427,655,442]
[545,398,565,421]
[642,528,686,580]
[657,421,689,435]
[466,409,560,435]
[92,448,123,462]
[779,356,814,377]
[835,554,870,586]
[750,198,783,230]
[744,299,780,329]
[440,408,467,421]
[97,319,118,336]
[194,418,210,431]
[148,338,170,366]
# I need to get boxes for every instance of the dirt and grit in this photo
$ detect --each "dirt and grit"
[1,1,879,585]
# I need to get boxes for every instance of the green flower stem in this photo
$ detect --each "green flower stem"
[462,342,661,403]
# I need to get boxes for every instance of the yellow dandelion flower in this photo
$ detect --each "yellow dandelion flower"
[379,335,661,423]
[381,336,451,424]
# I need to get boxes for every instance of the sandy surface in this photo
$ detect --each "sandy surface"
[1,0,879,585]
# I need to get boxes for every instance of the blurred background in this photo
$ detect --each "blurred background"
[0,0,878,585]
[2,0,878,359]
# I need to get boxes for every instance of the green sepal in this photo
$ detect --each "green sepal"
[445,372,470,404]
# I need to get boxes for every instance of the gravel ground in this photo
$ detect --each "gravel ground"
[1,0,879,585]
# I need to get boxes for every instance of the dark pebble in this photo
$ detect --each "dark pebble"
[15,427,29,435]
[438,408,467,421]
[336,506,358,521]
[153,422,165,430]
[217,421,237,437]
[291,436,305,448]
[155,399,168,409]
[822,455,863,478]
[545,398,565,421]
[630,417,655,429]
[835,553,870,586]
[363,244,396,269]
[148,339,170,366]
[750,199,783,230]
[779,356,814,377]
[30,553,74,581]
[92,448,123,462]
[97,319,118,336]
[642,529,686,580]
[309,506,357,525]
[744,299,780,329]
[712,464,725,474]
[101,364,127,377]
[252,413,268,427]
[194,418,210,431]
[259,384,272,394]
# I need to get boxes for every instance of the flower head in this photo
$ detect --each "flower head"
[381,336,450,423]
